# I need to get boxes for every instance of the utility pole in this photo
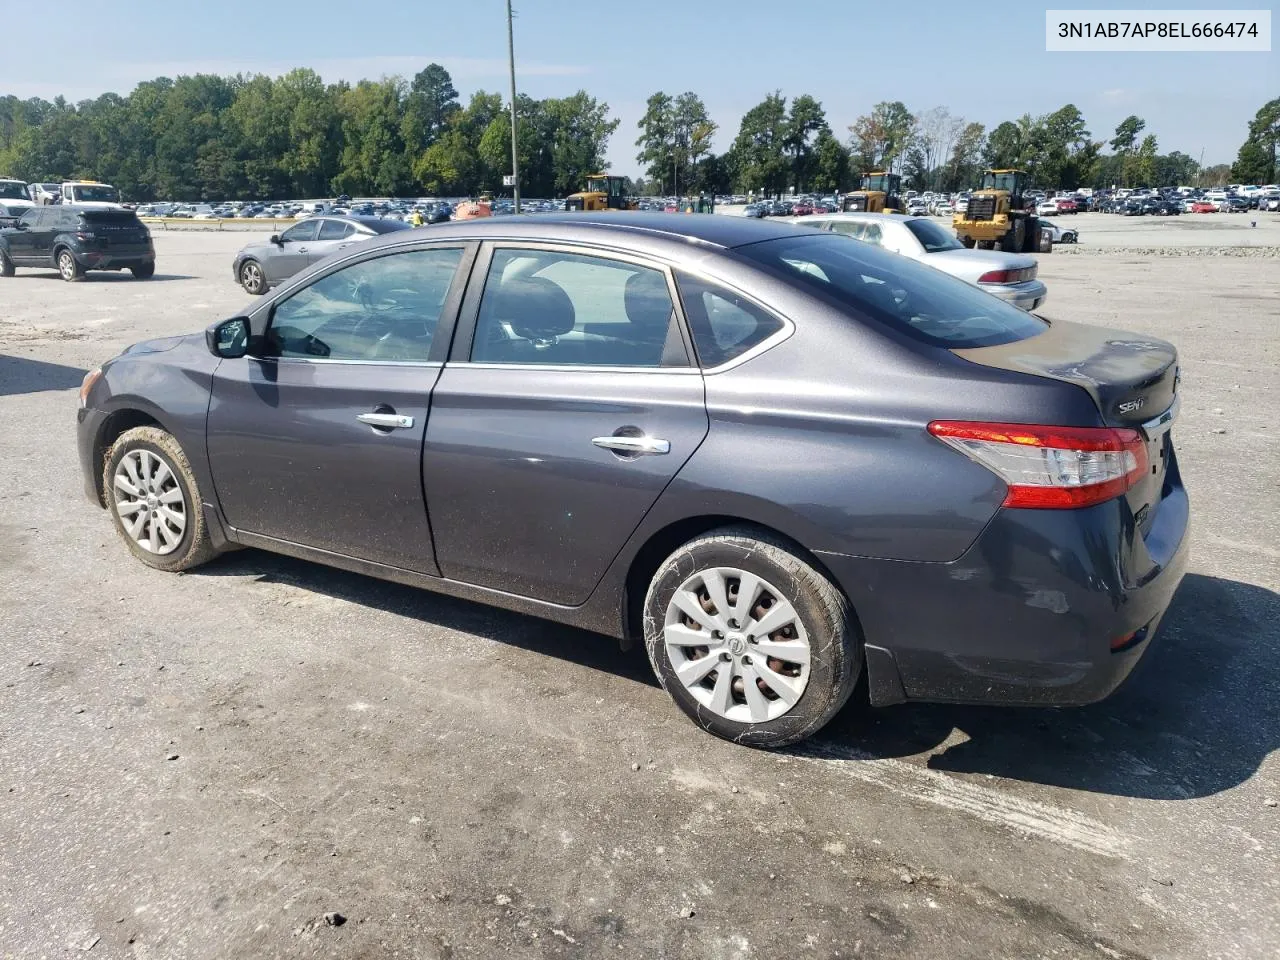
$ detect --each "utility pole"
[506,0,521,213]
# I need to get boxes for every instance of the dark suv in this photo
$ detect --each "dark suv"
[0,206,155,281]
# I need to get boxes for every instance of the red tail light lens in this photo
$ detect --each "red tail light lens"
[977,266,1037,284]
[928,421,1148,509]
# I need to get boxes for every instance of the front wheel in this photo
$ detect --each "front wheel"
[0,249,13,277]
[57,249,84,282]
[131,262,155,280]
[104,426,216,572]
[644,527,860,748]
[239,259,267,295]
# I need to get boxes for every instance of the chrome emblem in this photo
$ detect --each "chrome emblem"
[1118,398,1146,414]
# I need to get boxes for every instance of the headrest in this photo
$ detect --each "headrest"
[487,276,576,342]
[624,271,673,333]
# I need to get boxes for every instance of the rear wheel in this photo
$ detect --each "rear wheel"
[1022,218,1040,253]
[239,259,267,295]
[104,426,216,572]
[644,526,860,748]
[131,262,155,280]
[57,249,84,282]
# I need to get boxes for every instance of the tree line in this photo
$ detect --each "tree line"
[1,65,1275,201]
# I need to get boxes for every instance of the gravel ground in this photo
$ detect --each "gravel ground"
[1,227,1277,959]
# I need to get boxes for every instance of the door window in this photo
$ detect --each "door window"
[317,219,355,241]
[280,220,320,243]
[264,247,463,362]
[471,249,681,367]
[18,209,44,229]
[675,273,785,368]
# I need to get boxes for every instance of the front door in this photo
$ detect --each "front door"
[264,219,320,283]
[424,244,709,605]
[7,209,43,264]
[206,243,471,573]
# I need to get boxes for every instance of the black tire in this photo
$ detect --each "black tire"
[239,259,267,295]
[959,235,976,248]
[1022,218,1040,253]
[131,262,155,280]
[103,426,216,573]
[57,248,84,282]
[1002,217,1026,253]
[643,526,860,748]
[0,249,13,277]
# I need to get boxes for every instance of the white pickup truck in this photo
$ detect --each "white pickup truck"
[59,181,123,208]
[0,178,34,215]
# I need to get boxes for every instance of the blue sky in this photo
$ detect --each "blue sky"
[2,0,1273,174]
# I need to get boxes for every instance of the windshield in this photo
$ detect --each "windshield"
[904,218,964,253]
[0,182,26,200]
[586,177,609,194]
[73,184,119,202]
[737,233,1047,349]
[981,172,1020,192]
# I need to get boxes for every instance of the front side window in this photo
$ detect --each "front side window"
[264,247,463,362]
[18,209,44,229]
[675,272,784,368]
[737,233,1047,349]
[471,249,679,367]
[280,220,320,243]
[317,219,355,241]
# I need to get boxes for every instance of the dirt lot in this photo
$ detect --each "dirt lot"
[1,226,1277,960]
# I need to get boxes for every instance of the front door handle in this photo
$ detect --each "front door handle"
[358,412,415,429]
[298,246,308,253]
[591,435,670,456]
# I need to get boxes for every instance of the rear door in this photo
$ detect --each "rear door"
[423,243,709,605]
[33,208,67,262]
[206,241,474,573]
[306,218,358,266]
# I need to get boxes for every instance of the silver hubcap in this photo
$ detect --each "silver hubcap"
[59,254,74,279]
[243,263,261,288]
[112,449,186,555]
[664,567,811,724]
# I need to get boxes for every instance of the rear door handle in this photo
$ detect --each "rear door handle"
[592,435,670,456]
[358,412,415,429]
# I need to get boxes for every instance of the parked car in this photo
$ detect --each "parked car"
[932,200,953,216]
[791,211,1048,311]
[1191,201,1218,213]
[1038,219,1078,245]
[231,215,411,294]
[0,205,155,280]
[1035,199,1060,216]
[77,213,1186,747]
[906,198,928,215]
[742,203,766,218]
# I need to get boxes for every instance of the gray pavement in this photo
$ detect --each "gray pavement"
[0,228,1277,959]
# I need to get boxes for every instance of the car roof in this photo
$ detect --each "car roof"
[362,212,806,250]
[802,212,918,224]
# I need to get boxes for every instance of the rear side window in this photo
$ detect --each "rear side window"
[736,233,1047,349]
[317,220,354,241]
[675,272,784,368]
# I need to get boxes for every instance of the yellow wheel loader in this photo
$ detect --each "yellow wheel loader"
[953,169,1041,253]
[565,174,637,211]
[840,172,903,213]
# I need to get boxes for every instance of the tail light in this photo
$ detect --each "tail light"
[977,266,1037,284]
[928,421,1148,509]
[75,231,96,241]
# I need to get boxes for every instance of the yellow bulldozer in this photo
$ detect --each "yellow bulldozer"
[953,169,1041,252]
[565,174,637,211]
[840,172,903,213]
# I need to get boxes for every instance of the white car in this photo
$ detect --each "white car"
[906,198,928,215]
[1038,219,1078,245]
[933,200,954,216]
[0,178,33,216]
[787,212,1047,311]
[1036,199,1061,216]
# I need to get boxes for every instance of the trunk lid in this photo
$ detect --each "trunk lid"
[953,319,1180,529]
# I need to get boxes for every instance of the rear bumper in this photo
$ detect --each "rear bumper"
[77,246,154,269]
[818,482,1190,707]
[985,279,1047,311]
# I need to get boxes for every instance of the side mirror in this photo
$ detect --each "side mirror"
[206,316,251,359]
[14,220,27,230]
[270,234,283,245]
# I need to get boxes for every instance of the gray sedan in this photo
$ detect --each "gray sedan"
[790,212,1048,311]
[77,213,1185,748]
[231,215,410,295]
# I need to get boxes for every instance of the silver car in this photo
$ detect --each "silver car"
[791,212,1048,311]
[231,215,411,295]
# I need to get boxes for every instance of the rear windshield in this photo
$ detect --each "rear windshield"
[904,218,963,252]
[736,233,1047,349]
[81,210,142,226]
[363,218,412,235]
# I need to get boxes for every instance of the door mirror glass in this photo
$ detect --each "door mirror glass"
[206,316,251,358]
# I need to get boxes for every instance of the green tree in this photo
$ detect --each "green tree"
[943,121,985,190]
[811,127,851,193]
[334,78,411,196]
[635,92,675,194]
[848,100,913,173]
[983,121,1022,169]
[1110,115,1146,154]
[783,94,827,190]
[1125,134,1158,187]
[401,64,460,159]
[1232,97,1280,184]
[729,92,789,197]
